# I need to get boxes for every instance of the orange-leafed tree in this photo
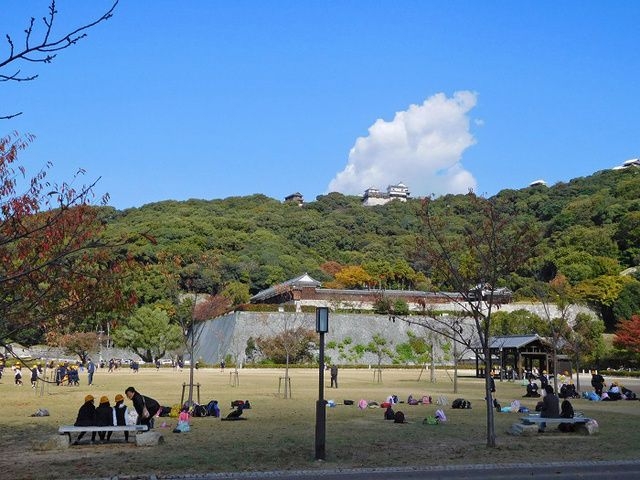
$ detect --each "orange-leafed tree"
[334,265,372,289]
[613,315,640,355]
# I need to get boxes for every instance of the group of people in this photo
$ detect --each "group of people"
[9,363,44,387]
[590,370,637,401]
[73,386,161,445]
[54,363,82,386]
[523,371,579,399]
[537,384,578,433]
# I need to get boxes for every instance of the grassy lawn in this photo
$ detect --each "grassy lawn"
[1,366,639,480]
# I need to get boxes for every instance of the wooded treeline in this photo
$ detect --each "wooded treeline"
[100,167,639,333]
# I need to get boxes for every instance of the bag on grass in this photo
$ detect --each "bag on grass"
[192,404,208,417]
[452,398,471,409]
[384,406,395,420]
[423,415,438,425]
[393,411,406,424]
[206,400,220,418]
[435,409,447,422]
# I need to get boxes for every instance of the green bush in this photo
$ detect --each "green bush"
[393,299,410,316]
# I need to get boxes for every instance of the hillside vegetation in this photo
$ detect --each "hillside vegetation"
[103,167,640,332]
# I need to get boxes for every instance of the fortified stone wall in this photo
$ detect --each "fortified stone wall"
[193,302,593,366]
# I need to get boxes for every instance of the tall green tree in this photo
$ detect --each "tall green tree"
[490,309,547,336]
[112,306,183,362]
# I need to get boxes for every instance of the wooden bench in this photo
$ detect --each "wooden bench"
[59,425,148,444]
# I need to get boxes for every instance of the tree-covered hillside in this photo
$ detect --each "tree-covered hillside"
[105,167,640,331]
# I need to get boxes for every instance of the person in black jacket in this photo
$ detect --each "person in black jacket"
[330,364,338,388]
[113,394,130,442]
[591,370,605,396]
[95,396,114,442]
[539,385,560,433]
[73,394,97,444]
[125,386,160,428]
[523,378,540,397]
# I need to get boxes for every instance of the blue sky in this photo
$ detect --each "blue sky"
[3,1,639,210]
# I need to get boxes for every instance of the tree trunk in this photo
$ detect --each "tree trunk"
[284,352,290,399]
[453,347,459,394]
[484,346,496,447]
[552,343,559,393]
[430,345,436,383]
[187,325,196,405]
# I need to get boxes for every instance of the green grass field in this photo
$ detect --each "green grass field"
[1,366,639,480]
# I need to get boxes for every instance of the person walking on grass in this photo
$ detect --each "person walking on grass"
[87,358,96,386]
[13,364,22,386]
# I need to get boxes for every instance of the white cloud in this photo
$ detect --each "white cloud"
[328,91,478,197]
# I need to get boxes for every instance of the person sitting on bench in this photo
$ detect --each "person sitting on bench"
[558,399,575,432]
[112,394,131,442]
[538,385,560,433]
[95,396,114,442]
[73,395,97,445]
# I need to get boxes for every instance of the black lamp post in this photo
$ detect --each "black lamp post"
[315,306,329,460]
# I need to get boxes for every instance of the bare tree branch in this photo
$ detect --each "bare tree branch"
[1,1,119,118]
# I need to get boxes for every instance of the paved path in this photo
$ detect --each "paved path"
[118,460,640,480]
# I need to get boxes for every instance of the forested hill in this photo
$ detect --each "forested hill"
[104,167,640,330]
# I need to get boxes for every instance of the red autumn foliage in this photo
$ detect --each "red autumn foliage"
[0,132,135,347]
[613,314,640,354]
[193,294,232,322]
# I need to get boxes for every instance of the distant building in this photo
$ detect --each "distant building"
[284,192,304,206]
[248,273,511,312]
[362,182,410,206]
[612,158,639,170]
[529,179,547,187]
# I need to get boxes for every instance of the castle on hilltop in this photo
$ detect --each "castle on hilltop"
[362,182,410,206]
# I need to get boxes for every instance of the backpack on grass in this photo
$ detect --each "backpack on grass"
[423,415,438,425]
[384,406,395,420]
[451,398,471,409]
[191,404,208,417]
[206,400,220,418]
